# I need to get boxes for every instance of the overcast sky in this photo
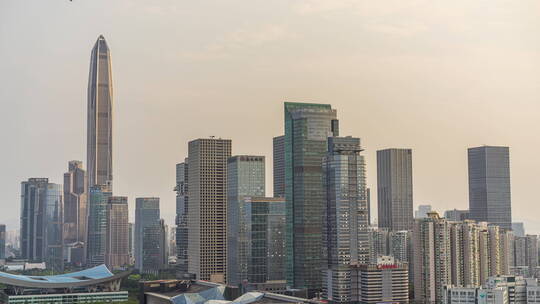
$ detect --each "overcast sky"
[2,0,540,233]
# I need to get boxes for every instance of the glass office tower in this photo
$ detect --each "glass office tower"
[284,102,339,292]
[20,178,49,262]
[228,197,286,286]
[135,198,160,271]
[44,183,63,272]
[87,185,112,266]
[273,136,285,198]
[0,225,5,259]
[468,146,512,230]
[227,155,266,285]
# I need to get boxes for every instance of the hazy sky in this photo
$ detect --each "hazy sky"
[2,0,540,233]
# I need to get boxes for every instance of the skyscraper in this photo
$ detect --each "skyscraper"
[227,197,285,287]
[128,222,134,264]
[135,197,160,271]
[468,146,512,230]
[0,224,5,260]
[87,35,113,190]
[105,196,129,269]
[322,136,369,303]
[273,136,285,198]
[20,178,49,262]
[63,161,87,247]
[43,183,64,272]
[20,178,64,271]
[175,161,189,276]
[415,204,432,219]
[187,138,231,282]
[142,219,167,275]
[227,155,266,285]
[377,148,413,232]
[413,213,451,303]
[86,185,112,267]
[284,102,339,292]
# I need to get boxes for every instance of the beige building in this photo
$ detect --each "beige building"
[105,196,129,269]
[187,138,232,281]
[414,213,510,303]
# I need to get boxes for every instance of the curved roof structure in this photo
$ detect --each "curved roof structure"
[0,265,130,288]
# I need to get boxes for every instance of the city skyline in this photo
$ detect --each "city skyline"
[2,1,540,234]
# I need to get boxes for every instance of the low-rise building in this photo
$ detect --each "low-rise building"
[0,264,130,304]
[354,256,409,304]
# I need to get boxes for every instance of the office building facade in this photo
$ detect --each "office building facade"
[227,155,266,285]
[228,197,286,287]
[105,196,129,269]
[444,209,470,222]
[284,102,339,292]
[322,136,369,303]
[87,185,112,267]
[468,146,512,230]
[187,138,231,282]
[43,183,64,272]
[0,225,5,260]
[142,219,167,274]
[20,178,64,271]
[63,161,87,247]
[273,135,285,198]
[135,197,160,271]
[175,161,189,275]
[415,204,432,219]
[377,149,413,231]
[354,256,409,304]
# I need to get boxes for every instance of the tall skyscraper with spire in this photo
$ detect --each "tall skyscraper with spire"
[87,35,113,191]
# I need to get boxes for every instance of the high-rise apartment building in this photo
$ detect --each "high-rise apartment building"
[0,225,5,260]
[284,102,339,292]
[187,138,231,282]
[87,35,113,190]
[377,149,413,231]
[389,230,410,264]
[86,185,112,267]
[105,196,129,269]
[414,213,510,303]
[513,235,538,272]
[413,213,451,303]
[175,161,189,276]
[273,136,285,198]
[20,178,64,271]
[63,161,87,247]
[227,155,266,285]
[228,197,286,287]
[322,136,369,303]
[369,228,390,262]
[135,197,160,271]
[415,204,432,219]
[468,146,512,230]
